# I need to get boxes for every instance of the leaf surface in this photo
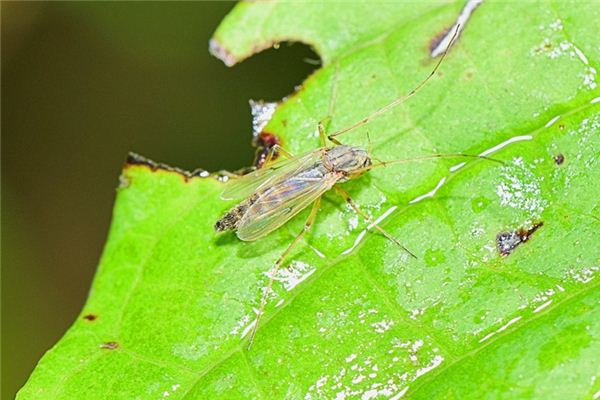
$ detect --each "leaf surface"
[19,1,600,399]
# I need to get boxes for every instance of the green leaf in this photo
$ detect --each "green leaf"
[19,1,600,399]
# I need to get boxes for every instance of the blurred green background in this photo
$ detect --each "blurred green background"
[1,2,317,397]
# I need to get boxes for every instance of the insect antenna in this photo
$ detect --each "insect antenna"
[355,153,503,175]
[328,24,461,141]
[365,131,386,165]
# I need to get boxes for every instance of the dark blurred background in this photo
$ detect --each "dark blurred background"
[1,2,317,397]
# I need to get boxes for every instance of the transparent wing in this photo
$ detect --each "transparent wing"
[220,150,322,200]
[236,172,337,241]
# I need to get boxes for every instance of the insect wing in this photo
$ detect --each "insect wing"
[236,172,336,241]
[220,150,322,200]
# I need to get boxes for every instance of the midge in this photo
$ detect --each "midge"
[215,26,493,347]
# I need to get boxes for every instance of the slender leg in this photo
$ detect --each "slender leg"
[271,144,295,160]
[246,197,322,349]
[262,144,296,168]
[318,119,344,147]
[317,122,328,147]
[334,186,416,258]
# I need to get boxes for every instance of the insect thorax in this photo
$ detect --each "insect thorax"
[325,145,371,176]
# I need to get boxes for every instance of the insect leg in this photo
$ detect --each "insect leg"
[271,144,295,160]
[317,116,344,147]
[317,121,341,147]
[247,197,322,349]
[262,144,296,168]
[318,122,327,147]
[318,121,344,147]
[334,186,417,258]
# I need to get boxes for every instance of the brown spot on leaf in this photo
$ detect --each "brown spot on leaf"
[100,341,119,350]
[497,222,544,256]
[429,27,451,55]
[83,314,98,322]
[559,124,565,131]
[553,153,565,165]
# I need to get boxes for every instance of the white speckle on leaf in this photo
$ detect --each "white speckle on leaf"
[570,115,599,167]
[240,318,258,339]
[496,157,547,224]
[544,115,560,128]
[549,19,563,31]
[229,314,251,336]
[304,335,434,399]
[411,339,424,353]
[449,161,466,172]
[470,225,485,238]
[531,288,556,304]
[341,205,396,255]
[533,300,553,313]
[414,355,444,378]
[409,177,446,204]
[531,23,597,90]
[273,260,316,291]
[249,99,277,136]
[497,316,522,333]
[478,331,496,343]
[172,339,208,361]
[311,246,327,259]
[348,215,359,231]
[390,387,410,399]
[479,311,534,343]
[563,265,599,285]
[361,389,378,400]
[341,230,367,255]
[371,319,395,334]
[409,308,424,320]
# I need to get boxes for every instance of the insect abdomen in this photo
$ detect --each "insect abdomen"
[214,194,258,232]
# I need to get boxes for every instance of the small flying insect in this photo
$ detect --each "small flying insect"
[215,26,495,348]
